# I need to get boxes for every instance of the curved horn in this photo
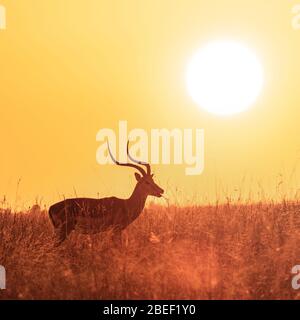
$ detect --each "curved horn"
[107,142,147,176]
[127,141,151,175]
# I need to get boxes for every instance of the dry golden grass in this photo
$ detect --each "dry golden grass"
[1,201,300,300]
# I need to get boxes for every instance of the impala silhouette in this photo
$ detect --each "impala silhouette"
[49,142,164,245]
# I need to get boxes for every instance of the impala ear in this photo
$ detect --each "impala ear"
[135,172,142,181]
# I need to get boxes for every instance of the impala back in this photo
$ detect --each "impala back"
[49,197,127,234]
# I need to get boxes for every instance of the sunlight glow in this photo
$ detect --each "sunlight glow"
[186,41,264,116]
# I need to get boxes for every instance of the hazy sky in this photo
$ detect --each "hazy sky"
[1,0,300,207]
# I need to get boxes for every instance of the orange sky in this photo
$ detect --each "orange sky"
[1,0,300,207]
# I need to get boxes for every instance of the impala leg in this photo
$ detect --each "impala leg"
[54,220,75,246]
[112,229,122,246]
[53,223,67,246]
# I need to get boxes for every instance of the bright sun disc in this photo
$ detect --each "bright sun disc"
[186,41,264,116]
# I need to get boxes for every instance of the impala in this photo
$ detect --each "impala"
[49,142,164,245]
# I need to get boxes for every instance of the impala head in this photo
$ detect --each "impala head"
[134,172,164,198]
[107,141,164,198]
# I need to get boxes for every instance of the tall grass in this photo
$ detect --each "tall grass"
[1,201,300,299]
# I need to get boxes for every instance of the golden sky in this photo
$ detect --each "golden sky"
[1,0,300,207]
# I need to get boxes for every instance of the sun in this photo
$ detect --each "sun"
[186,41,264,116]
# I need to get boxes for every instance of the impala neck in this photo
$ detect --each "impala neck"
[127,184,148,219]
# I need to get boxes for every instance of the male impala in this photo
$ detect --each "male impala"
[49,142,164,245]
